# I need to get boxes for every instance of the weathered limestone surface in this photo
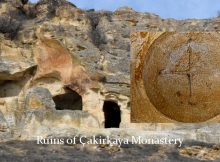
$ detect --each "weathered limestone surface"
[24,87,56,111]
[0,37,35,80]
[0,0,220,144]
[0,111,8,132]
[19,110,100,140]
[33,29,91,95]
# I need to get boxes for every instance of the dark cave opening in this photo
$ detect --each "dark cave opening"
[52,90,82,110]
[103,101,121,128]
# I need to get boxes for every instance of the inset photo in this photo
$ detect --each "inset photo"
[131,32,220,123]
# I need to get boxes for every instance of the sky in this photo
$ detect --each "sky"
[29,0,220,20]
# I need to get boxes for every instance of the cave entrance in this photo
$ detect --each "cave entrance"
[53,89,82,110]
[103,101,121,128]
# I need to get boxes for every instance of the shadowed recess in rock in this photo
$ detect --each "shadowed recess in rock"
[0,80,28,97]
[103,101,121,128]
[52,89,82,110]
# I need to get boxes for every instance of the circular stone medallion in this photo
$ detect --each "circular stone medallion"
[142,32,220,122]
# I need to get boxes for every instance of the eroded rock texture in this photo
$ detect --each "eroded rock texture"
[0,0,220,143]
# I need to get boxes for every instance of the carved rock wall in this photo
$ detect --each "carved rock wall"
[0,0,220,142]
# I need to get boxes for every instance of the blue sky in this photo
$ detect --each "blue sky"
[30,0,220,20]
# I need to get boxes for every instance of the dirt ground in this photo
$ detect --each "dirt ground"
[0,139,219,162]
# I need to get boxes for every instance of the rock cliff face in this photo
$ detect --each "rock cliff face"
[0,0,220,142]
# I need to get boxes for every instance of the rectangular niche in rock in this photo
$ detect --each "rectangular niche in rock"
[103,100,121,128]
[131,32,220,123]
